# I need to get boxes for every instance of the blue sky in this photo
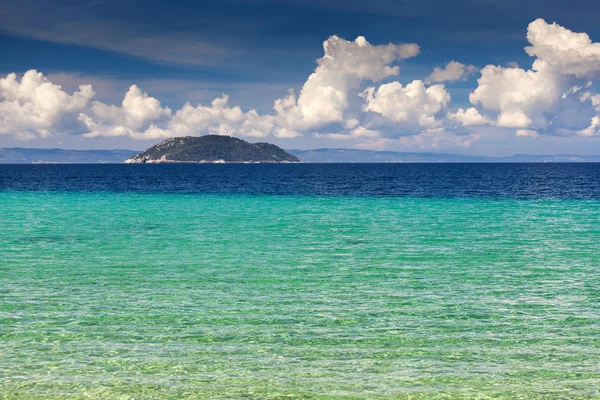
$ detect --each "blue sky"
[2,0,600,155]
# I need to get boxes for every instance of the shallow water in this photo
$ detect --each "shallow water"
[1,165,600,398]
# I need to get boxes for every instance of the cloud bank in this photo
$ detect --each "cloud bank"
[451,18,600,137]
[2,18,600,150]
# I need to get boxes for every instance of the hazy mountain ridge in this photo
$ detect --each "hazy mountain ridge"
[0,147,137,164]
[289,149,600,163]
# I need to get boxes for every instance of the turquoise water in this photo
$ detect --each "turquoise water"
[1,192,600,399]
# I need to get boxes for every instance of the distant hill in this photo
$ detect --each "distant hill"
[289,149,600,163]
[0,147,137,164]
[125,135,300,163]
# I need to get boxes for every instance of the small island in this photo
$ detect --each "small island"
[124,135,301,164]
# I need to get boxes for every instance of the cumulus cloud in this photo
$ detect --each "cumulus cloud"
[425,61,477,84]
[469,64,561,128]
[579,116,600,136]
[447,107,492,126]
[163,95,282,139]
[525,18,600,79]
[361,80,450,128]
[80,85,171,138]
[274,35,420,131]
[460,18,600,134]
[0,70,94,139]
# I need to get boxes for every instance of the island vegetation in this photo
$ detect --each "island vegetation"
[124,135,301,164]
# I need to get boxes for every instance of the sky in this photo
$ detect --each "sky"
[2,0,600,155]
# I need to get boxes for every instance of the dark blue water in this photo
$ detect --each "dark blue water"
[1,163,600,198]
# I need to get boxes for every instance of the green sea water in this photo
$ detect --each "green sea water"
[1,192,600,399]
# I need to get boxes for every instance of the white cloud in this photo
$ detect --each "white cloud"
[466,19,600,134]
[362,80,450,128]
[164,95,280,139]
[580,92,600,111]
[593,95,600,111]
[579,116,600,136]
[425,61,477,84]
[0,70,94,139]
[447,107,492,126]
[469,64,561,128]
[526,18,600,78]
[351,125,380,137]
[561,83,589,99]
[275,35,419,130]
[80,85,171,138]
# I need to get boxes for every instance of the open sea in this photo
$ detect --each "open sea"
[1,164,600,399]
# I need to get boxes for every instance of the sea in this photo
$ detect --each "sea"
[1,163,599,399]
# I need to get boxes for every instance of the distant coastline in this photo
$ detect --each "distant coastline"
[288,149,600,163]
[0,147,137,164]
[2,145,600,164]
